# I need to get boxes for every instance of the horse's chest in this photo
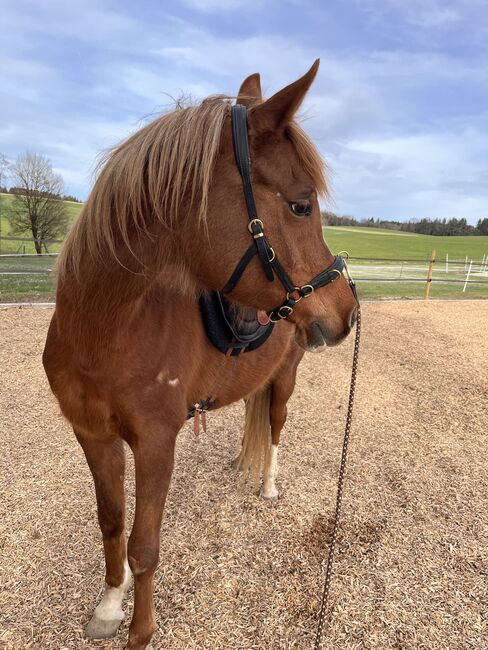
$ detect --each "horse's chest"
[188,325,294,410]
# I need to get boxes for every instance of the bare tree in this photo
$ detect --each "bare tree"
[8,152,69,254]
[0,153,9,189]
[0,153,10,251]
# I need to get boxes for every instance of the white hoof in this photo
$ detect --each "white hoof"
[260,483,279,500]
[86,613,123,639]
[86,561,132,639]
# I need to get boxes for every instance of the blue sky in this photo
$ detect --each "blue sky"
[1,0,487,223]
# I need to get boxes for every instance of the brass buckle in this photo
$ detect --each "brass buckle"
[278,305,294,318]
[248,218,264,234]
[300,284,314,298]
[269,304,294,322]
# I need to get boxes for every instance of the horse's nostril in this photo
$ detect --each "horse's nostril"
[309,320,328,349]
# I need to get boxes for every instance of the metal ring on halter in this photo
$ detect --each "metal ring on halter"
[342,261,355,284]
[286,287,303,303]
[248,218,264,234]
[268,247,275,262]
[337,250,350,259]
[330,269,342,281]
[300,284,314,297]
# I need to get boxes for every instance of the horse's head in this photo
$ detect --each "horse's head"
[188,61,358,351]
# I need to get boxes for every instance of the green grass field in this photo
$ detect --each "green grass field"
[323,226,488,300]
[324,226,488,261]
[1,203,487,302]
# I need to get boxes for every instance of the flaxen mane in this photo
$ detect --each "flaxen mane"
[57,96,327,281]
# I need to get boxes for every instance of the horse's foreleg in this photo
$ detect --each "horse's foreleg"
[75,432,131,639]
[126,424,179,650]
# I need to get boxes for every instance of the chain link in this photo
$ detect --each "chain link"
[314,305,361,649]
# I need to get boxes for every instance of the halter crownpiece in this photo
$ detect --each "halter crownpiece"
[222,104,356,321]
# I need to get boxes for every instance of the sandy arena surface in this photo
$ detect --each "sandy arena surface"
[0,302,487,649]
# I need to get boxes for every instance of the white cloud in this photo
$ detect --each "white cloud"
[0,1,486,222]
[328,127,488,220]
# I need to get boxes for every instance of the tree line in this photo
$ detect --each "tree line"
[1,186,81,203]
[322,212,488,236]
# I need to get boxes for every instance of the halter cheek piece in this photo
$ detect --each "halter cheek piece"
[222,104,355,321]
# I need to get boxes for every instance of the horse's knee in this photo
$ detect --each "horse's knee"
[99,508,124,540]
[127,540,159,576]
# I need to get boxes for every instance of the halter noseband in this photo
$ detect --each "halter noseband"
[222,104,354,322]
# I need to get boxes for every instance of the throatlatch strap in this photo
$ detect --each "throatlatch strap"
[222,243,257,294]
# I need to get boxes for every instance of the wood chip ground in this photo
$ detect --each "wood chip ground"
[0,302,487,649]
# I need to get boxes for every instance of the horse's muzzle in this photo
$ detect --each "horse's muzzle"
[295,307,357,352]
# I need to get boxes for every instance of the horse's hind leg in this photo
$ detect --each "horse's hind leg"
[75,431,131,639]
[261,349,303,500]
[260,381,289,500]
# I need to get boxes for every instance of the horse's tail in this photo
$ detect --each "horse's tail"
[237,384,272,484]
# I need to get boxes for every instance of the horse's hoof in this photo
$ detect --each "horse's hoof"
[260,487,279,501]
[86,614,123,639]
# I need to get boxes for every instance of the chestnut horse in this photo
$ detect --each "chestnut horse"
[43,60,358,649]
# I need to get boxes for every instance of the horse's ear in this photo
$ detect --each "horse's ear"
[249,59,319,132]
[237,73,262,107]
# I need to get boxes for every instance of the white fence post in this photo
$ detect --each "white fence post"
[463,260,473,293]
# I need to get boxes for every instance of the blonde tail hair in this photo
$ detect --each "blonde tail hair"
[237,384,272,484]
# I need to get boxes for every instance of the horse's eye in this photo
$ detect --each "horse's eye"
[288,200,312,218]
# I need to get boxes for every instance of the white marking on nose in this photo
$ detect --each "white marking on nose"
[168,378,179,387]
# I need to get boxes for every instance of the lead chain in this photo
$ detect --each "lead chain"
[314,305,361,649]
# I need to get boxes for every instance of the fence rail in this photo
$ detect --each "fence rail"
[1,250,487,302]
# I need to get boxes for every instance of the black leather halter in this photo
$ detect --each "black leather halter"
[222,104,351,322]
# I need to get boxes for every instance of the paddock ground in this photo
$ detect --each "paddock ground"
[0,302,487,649]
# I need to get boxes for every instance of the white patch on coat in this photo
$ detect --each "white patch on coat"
[93,560,131,622]
[261,444,279,499]
[168,378,179,387]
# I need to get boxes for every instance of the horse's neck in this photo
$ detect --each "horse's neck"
[57,247,197,359]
